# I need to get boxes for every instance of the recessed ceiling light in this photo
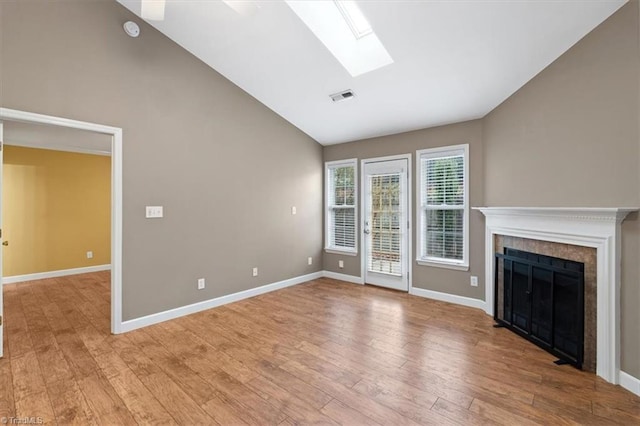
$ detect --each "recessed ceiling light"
[334,1,372,39]
[285,1,393,77]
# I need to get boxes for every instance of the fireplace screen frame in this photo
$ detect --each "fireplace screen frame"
[494,248,585,369]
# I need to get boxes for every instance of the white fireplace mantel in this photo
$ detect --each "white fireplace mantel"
[474,207,637,384]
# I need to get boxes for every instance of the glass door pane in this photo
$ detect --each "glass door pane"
[367,174,401,276]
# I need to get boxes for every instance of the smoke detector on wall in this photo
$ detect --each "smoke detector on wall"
[330,90,355,102]
[123,21,140,38]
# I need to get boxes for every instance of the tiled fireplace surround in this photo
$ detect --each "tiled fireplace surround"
[475,207,636,384]
[494,235,597,372]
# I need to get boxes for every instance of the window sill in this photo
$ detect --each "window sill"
[325,248,358,257]
[416,259,469,271]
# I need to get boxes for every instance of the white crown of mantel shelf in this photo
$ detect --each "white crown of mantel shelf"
[473,207,638,385]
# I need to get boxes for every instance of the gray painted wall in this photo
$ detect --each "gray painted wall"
[323,120,485,300]
[0,0,323,320]
[483,1,639,377]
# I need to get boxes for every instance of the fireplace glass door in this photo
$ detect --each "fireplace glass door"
[496,248,584,368]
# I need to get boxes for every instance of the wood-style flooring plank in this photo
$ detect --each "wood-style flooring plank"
[431,397,497,426]
[469,397,541,426]
[13,390,56,425]
[351,378,451,426]
[246,375,338,425]
[200,393,251,426]
[138,371,218,425]
[11,352,46,403]
[0,358,16,420]
[320,399,381,426]
[46,377,98,426]
[75,371,137,425]
[2,272,640,425]
[107,369,178,425]
[199,369,289,425]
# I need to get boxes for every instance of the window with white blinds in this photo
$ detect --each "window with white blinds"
[417,145,469,269]
[326,159,357,254]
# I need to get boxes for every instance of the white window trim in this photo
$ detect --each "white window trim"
[416,144,469,271]
[325,158,358,255]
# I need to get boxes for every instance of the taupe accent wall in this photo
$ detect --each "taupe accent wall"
[0,0,323,320]
[323,120,485,300]
[483,1,640,377]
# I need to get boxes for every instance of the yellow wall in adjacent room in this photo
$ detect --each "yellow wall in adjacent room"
[2,146,111,277]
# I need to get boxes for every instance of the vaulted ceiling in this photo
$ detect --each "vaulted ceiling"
[117,0,626,145]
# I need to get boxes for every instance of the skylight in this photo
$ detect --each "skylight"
[334,1,373,39]
[285,0,393,77]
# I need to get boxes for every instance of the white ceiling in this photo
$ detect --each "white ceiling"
[117,0,626,145]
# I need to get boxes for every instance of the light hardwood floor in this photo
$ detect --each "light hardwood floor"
[1,272,639,425]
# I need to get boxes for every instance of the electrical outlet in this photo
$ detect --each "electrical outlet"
[470,276,478,287]
[291,206,297,215]
[197,278,205,290]
[86,251,93,259]
[338,260,344,269]
[308,257,313,265]
[145,206,164,218]
[252,267,258,277]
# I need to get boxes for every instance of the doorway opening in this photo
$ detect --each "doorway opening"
[0,108,123,358]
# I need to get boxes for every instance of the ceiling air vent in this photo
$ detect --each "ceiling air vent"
[330,90,355,102]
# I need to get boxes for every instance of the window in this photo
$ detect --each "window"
[417,145,469,270]
[325,159,357,254]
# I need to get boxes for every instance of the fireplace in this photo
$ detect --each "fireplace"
[474,207,636,384]
[495,247,585,368]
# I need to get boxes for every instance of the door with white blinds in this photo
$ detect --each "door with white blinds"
[363,159,409,291]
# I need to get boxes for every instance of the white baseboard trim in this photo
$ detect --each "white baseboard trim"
[3,264,111,285]
[120,271,323,333]
[620,371,640,396]
[322,271,364,284]
[409,287,486,310]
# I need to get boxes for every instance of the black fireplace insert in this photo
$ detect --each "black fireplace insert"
[494,248,584,368]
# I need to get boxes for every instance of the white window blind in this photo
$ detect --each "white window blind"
[326,160,357,253]
[417,145,469,268]
[367,174,402,276]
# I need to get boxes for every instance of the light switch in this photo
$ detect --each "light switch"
[146,206,163,218]
[291,206,297,215]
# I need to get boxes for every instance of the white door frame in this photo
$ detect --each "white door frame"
[0,107,124,337]
[360,154,412,291]
[0,121,4,357]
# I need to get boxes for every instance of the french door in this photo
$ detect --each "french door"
[363,158,409,291]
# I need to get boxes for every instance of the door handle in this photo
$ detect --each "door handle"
[364,229,370,234]
[2,241,8,246]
